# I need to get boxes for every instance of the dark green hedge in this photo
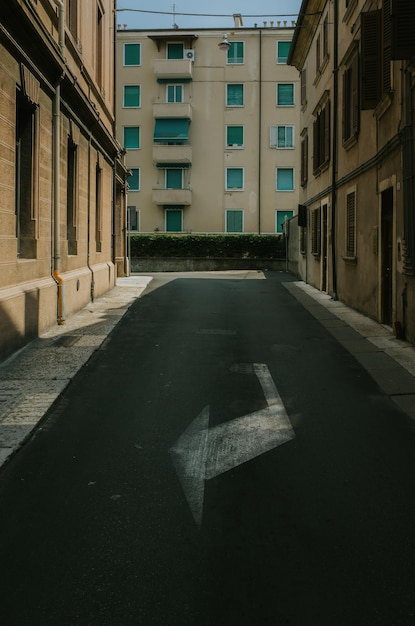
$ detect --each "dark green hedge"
[129,234,285,259]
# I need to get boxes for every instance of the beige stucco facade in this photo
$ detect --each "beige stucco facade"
[0,0,129,361]
[116,24,300,236]
[289,0,415,343]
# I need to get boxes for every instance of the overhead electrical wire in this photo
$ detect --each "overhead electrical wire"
[115,8,301,18]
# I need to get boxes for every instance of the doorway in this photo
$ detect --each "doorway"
[381,188,393,326]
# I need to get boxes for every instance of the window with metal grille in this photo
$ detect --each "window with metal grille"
[311,207,321,255]
[346,191,356,257]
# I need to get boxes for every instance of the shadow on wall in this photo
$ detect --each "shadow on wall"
[0,289,40,363]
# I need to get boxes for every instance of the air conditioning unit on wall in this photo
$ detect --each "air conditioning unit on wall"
[185,49,195,61]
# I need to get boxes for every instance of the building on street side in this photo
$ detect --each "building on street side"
[0,0,130,362]
[288,0,415,343]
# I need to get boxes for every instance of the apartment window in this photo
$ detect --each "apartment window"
[153,118,189,144]
[227,42,244,64]
[345,190,357,257]
[301,68,307,106]
[67,0,78,38]
[167,42,184,59]
[226,210,243,233]
[391,0,415,60]
[311,207,321,255]
[124,43,141,66]
[166,209,183,232]
[276,210,294,234]
[361,4,393,110]
[96,4,103,88]
[301,132,309,186]
[313,98,330,173]
[123,126,140,149]
[226,167,244,190]
[66,137,78,255]
[276,168,294,191]
[167,84,183,103]
[128,168,140,191]
[166,169,182,189]
[277,83,294,106]
[123,85,140,107]
[15,89,38,258]
[226,125,244,148]
[323,15,329,59]
[270,125,294,148]
[227,84,244,106]
[277,41,291,64]
[127,205,139,231]
[316,34,321,73]
[342,50,359,144]
[95,162,102,252]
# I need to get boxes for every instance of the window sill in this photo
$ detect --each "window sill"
[342,255,357,264]
[342,133,358,151]
[375,91,394,120]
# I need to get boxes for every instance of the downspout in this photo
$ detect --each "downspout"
[331,0,339,300]
[53,0,66,323]
[258,29,262,234]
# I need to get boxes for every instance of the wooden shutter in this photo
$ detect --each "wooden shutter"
[361,11,381,109]
[382,0,392,93]
[391,0,415,59]
[351,53,359,135]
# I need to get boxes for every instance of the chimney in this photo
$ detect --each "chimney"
[233,13,243,28]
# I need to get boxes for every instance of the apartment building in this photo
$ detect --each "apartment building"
[116,19,300,236]
[0,0,129,361]
[288,0,415,343]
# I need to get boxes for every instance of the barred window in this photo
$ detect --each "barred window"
[346,190,356,257]
[311,207,321,255]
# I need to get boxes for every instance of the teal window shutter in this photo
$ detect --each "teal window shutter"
[226,210,243,232]
[128,168,140,191]
[167,43,184,59]
[227,42,244,64]
[277,83,294,106]
[166,209,183,231]
[276,210,294,233]
[153,118,189,143]
[124,43,141,66]
[124,85,140,107]
[276,168,294,191]
[226,168,243,189]
[123,126,140,149]
[166,169,182,189]
[277,41,291,63]
[277,126,293,148]
[227,84,244,106]
[227,126,244,146]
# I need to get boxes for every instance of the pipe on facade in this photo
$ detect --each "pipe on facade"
[52,0,66,324]
[258,29,262,234]
[330,0,339,300]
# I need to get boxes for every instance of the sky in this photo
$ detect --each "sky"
[115,1,303,30]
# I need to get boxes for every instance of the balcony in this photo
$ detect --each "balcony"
[153,143,192,164]
[154,59,193,81]
[153,187,192,206]
[153,102,193,120]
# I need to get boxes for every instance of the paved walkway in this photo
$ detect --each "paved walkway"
[1,274,414,470]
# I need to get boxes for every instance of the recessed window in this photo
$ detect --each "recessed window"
[165,168,183,189]
[277,41,291,64]
[166,209,183,232]
[276,210,294,234]
[167,42,184,59]
[226,126,244,148]
[346,190,357,257]
[227,84,244,106]
[227,42,244,64]
[167,84,183,103]
[123,126,140,149]
[277,83,294,106]
[226,167,244,190]
[128,206,139,231]
[226,210,243,233]
[276,168,294,191]
[128,168,140,191]
[123,85,140,108]
[123,43,141,66]
[270,125,294,148]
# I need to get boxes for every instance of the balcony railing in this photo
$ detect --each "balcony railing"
[153,102,192,120]
[152,187,192,206]
[154,59,193,80]
[153,143,192,164]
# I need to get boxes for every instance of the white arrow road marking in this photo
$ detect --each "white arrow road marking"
[170,364,295,527]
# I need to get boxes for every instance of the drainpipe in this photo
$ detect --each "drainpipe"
[331,0,339,300]
[53,0,66,323]
[258,29,262,234]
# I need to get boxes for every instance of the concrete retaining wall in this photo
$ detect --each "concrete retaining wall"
[130,257,286,272]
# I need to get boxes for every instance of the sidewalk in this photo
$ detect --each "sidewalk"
[1,275,415,470]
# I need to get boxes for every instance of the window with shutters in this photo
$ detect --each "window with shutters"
[67,137,78,255]
[301,68,307,106]
[270,125,294,148]
[342,47,359,145]
[345,189,357,258]
[313,94,330,174]
[361,4,393,110]
[311,207,321,256]
[391,0,415,60]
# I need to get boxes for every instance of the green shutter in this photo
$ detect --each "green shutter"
[227,126,243,146]
[166,209,182,231]
[124,43,140,66]
[278,41,291,63]
[167,43,184,59]
[154,118,189,142]
[123,127,140,149]
[277,168,294,191]
[226,210,243,232]
[166,169,182,189]
[124,85,140,107]
[226,168,243,189]
[277,83,294,106]
[227,84,244,106]
[128,169,140,191]
[228,42,244,63]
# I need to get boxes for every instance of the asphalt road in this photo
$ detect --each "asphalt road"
[1,271,415,625]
